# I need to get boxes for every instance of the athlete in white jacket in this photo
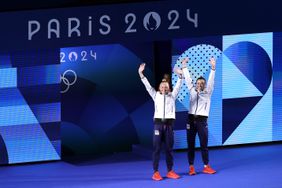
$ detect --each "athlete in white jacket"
[138,63,182,181]
[176,57,217,175]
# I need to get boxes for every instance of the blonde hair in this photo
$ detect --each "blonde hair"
[159,74,171,92]
[163,74,170,83]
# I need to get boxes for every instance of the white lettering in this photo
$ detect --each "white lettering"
[48,19,60,39]
[99,15,111,35]
[28,20,40,40]
[68,18,81,37]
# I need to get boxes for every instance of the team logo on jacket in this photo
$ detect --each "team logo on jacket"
[154,130,160,135]
[186,124,190,130]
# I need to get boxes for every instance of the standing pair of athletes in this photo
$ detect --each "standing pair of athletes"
[138,57,216,181]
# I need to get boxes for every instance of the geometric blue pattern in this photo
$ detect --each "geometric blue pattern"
[224,83,272,145]
[60,43,155,156]
[0,68,17,88]
[17,65,60,87]
[273,32,282,141]
[0,124,60,164]
[29,103,61,124]
[172,43,222,149]
[222,53,263,99]
[223,33,273,145]
[0,104,38,127]
[172,32,280,149]
[0,50,61,164]
[224,41,272,95]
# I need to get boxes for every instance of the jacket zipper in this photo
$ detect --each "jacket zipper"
[194,93,199,115]
[163,94,166,120]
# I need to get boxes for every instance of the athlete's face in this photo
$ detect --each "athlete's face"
[196,79,206,92]
[159,82,170,94]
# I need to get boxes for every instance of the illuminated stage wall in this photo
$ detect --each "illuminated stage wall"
[60,43,156,154]
[0,0,200,165]
[172,32,282,149]
[60,32,282,154]
[0,1,281,164]
[0,33,281,163]
[0,50,61,164]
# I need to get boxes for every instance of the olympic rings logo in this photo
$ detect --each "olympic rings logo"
[60,69,77,93]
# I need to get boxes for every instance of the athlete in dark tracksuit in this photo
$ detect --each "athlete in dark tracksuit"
[138,63,182,181]
[181,57,217,175]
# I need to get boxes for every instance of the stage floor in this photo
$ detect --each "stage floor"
[0,143,282,188]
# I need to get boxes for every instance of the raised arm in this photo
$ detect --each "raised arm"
[206,58,216,94]
[178,58,194,92]
[171,75,182,99]
[138,63,156,100]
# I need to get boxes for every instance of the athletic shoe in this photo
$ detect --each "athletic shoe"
[189,165,196,175]
[152,171,163,181]
[166,170,180,179]
[203,165,216,174]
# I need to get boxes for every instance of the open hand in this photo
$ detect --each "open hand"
[174,67,183,76]
[209,57,216,70]
[181,57,189,66]
[138,63,146,73]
